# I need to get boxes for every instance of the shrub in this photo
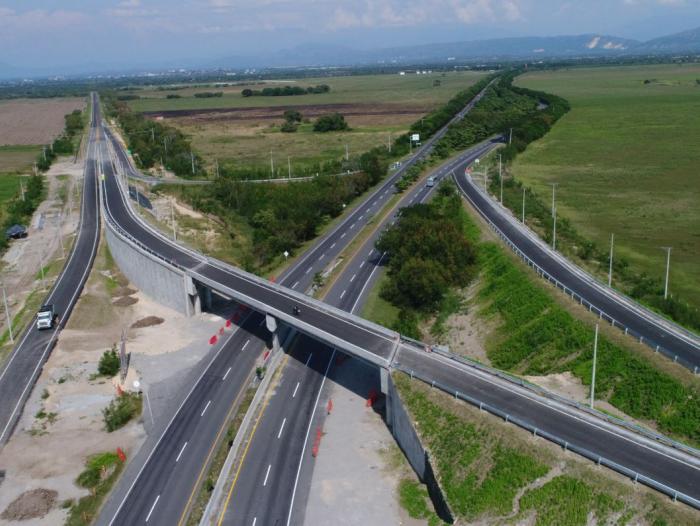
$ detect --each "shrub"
[103,392,142,432]
[98,347,120,377]
[313,113,349,132]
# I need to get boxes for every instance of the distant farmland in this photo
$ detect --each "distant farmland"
[514,64,700,308]
[0,97,85,145]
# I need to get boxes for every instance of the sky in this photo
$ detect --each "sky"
[1,0,699,72]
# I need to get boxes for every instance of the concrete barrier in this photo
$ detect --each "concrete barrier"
[385,372,454,524]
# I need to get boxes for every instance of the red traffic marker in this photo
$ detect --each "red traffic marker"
[116,447,127,462]
[209,335,218,345]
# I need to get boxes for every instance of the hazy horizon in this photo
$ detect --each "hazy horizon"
[1,1,699,73]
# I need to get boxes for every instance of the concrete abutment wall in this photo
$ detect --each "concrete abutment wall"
[105,226,201,316]
[384,371,454,524]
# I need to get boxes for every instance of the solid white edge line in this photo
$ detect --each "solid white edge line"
[285,348,336,526]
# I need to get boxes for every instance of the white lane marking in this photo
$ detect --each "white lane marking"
[278,418,287,439]
[252,519,257,526]
[292,382,300,398]
[350,274,356,282]
[263,464,272,486]
[258,318,265,327]
[331,242,337,248]
[368,249,374,256]
[200,400,211,417]
[176,442,188,462]
[350,223,355,229]
[359,261,365,269]
[222,367,232,381]
[286,349,336,526]
[305,354,312,367]
[359,215,364,220]
[340,290,346,299]
[305,267,312,274]
[319,253,325,260]
[292,281,299,289]
[351,252,387,314]
[145,495,160,522]
[242,339,250,350]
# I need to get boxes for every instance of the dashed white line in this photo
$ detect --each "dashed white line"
[359,261,365,268]
[258,319,265,327]
[331,241,337,247]
[350,223,355,229]
[263,464,272,486]
[350,274,356,282]
[242,339,250,350]
[305,354,312,367]
[278,418,287,439]
[292,281,299,289]
[292,382,300,398]
[319,253,325,260]
[145,495,160,522]
[176,442,188,462]
[340,290,346,299]
[200,400,211,417]
[368,249,374,256]
[305,267,312,274]
[222,367,232,381]
[252,518,257,526]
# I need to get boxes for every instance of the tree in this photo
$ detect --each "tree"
[313,113,349,132]
[241,88,253,97]
[283,109,303,123]
[98,347,120,377]
[281,121,298,133]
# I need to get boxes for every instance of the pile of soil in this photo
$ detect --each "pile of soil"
[1,489,58,521]
[113,296,138,307]
[131,316,165,329]
[113,286,137,297]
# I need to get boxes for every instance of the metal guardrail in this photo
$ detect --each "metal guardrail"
[392,364,700,510]
[397,334,700,460]
[457,173,700,374]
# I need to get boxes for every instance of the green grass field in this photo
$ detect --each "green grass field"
[127,71,486,112]
[513,64,700,308]
[0,145,40,173]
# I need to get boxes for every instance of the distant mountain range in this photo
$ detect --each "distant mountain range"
[2,26,699,81]
[213,26,700,69]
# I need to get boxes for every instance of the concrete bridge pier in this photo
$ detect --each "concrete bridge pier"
[265,314,281,353]
[184,275,202,316]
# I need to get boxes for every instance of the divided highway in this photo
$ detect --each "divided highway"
[99,83,494,525]
[0,101,100,446]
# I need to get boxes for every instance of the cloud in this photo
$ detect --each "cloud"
[106,0,158,18]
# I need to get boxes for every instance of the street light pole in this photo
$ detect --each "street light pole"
[170,199,176,241]
[499,154,503,204]
[550,183,558,218]
[608,233,614,287]
[288,156,291,179]
[522,187,525,224]
[270,150,274,178]
[662,247,672,300]
[190,152,195,175]
[590,324,599,409]
[552,207,557,250]
[2,285,13,343]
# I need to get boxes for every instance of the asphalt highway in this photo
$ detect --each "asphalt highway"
[99,83,493,526]
[452,164,700,369]
[216,140,502,526]
[0,98,100,446]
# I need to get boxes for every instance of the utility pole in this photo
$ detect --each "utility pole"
[20,182,25,202]
[388,132,392,153]
[163,137,168,160]
[509,127,513,145]
[662,247,672,300]
[552,207,557,250]
[42,146,46,161]
[522,187,525,224]
[151,128,155,142]
[409,136,412,155]
[170,199,176,241]
[215,158,220,179]
[345,144,349,161]
[270,150,274,178]
[590,324,599,409]
[190,152,195,175]
[498,154,503,204]
[39,253,46,291]
[287,156,292,179]
[2,284,13,343]
[608,233,614,287]
[550,182,558,218]
[57,220,65,259]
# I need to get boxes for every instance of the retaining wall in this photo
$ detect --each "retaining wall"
[105,226,195,315]
[386,373,454,524]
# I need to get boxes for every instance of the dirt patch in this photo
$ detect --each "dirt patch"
[0,98,85,145]
[146,102,432,123]
[113,296,138,307]
[523,372,589,402]
[1,489,57,521]
[130,316,164,329]
[113,286,137,297]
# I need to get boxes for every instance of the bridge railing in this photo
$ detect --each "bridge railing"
[392,364,700,511]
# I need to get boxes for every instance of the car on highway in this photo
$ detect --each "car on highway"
[426,176,435,187]
[36,304,56,330]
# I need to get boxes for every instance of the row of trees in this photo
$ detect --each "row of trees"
[241,84,330,97]
[107,97,205,178]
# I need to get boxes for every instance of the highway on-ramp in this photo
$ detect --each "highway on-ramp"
[0,99,100,447]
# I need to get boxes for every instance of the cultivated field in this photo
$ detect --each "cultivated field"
[0,98,85,145]
[0,145,40,173]
[140,71,485,171]
[127,71,486,112]
[513,64,700,308]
